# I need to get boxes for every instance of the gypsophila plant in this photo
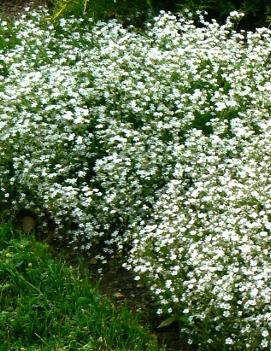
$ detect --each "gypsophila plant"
[1,7,271,349]
[126,126,271,350]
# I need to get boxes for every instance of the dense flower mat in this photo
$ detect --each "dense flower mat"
[1,8,271,349]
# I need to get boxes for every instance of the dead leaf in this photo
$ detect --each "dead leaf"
[157,316,177,329]
[22,216,36,233]
[113,292,125,299]
[89,257,98,265]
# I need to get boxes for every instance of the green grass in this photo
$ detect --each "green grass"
[0,222,162,351]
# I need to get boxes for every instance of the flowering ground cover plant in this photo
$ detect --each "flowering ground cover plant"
[1,7,271,349]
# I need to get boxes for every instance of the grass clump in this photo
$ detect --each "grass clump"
[0,223,161,351]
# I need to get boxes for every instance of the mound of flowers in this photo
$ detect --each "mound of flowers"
[1,7,271,349]
[126,127,271,349]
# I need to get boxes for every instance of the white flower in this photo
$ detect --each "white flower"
[1,8,271,350]
[262,330,269,338]
[225,337,233,345]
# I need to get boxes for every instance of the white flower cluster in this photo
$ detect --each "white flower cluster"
[127,127,271,349]
[1,8,271,349]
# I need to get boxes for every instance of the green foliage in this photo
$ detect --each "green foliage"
[174,0,271,29]
[1,6,271,350]
[52,0,271,29]
[0,223,161,351]
[52,0,154,23]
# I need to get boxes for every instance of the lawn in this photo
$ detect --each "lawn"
[0,222,163,351]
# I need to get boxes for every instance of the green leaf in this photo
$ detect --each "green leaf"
[78,296,89,305]
[157,316,176,329]
[179,315,189,324]
[15,261,24,268]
